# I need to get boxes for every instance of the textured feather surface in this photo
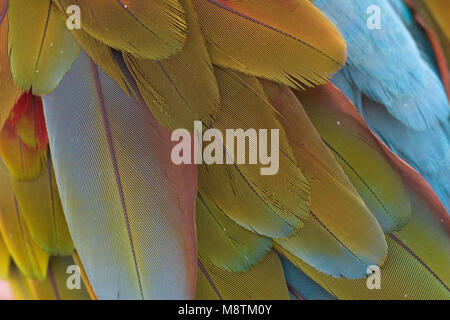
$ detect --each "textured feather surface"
[0,2,21,130]
[56,0,187,59]
[276,217,384,280]
[406,2,450,98]
[407,0,450,63]
[362,96,450,211]
[289,169,450,300]
[63,26,130,94]
[315,0,449,131]
[72,251,97,300]
[262,80,388,278]
[297,84,411,233]
[43,52,198,299]
[192,0,346,88]
[198,67,310,239]
[196,195,272,272]
[389,0,439,74]
[332,64,450,211]
[195,251,289,300]
[389,183,450,296]
[11,153,73,255]
[360,1,450,211]
[199,164,298,239]
[280,256,335,300]
[359,104,450,293]
[288,234,449,300]
[0,231,10,279]
[8,94,48,151]
[0,160,48,279]
[291,80,450,299]
[8,263,32,300]
[27,256,90,300]
[422,0,450,40]
[124,0,219,130]
[0,93,48,181]
[8,0,79,95]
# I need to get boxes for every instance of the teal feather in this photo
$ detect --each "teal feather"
[314,0,449,131]
[280,255,336,300]
[324,0,450,211]
[43,52,198,299]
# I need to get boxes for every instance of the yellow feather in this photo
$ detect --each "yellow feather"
[198,67,310,239]
[297,84,411,233]
[26,256,91,300]
[0,231,10,279]
[192,0,346,88]
[8,263,33,300]
[56,0,187,59]
[284,235,449,300]
[0,160,48,279]
[196,196,272,272]
[423,0,450,39]
[124,0,220,130]
[50,2,131,93]
[262,80,387,279]
[199,164,299,238]
[0,3,21,130]
[196,251,290,300]
[63,31,131,94]
[283,82,450,299]
[8,0,80,95]
[0,128,47,182]
[11,155,74,256]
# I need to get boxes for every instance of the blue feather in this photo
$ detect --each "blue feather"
[388,0,414,25]
[320,0,450,212]
[331,71,363,113]
[388,0,440,75]
[332,68,449,212]
[280,256,336,300]
[314,0,449,131]
[362,98,450,211]
[333,68,450,212]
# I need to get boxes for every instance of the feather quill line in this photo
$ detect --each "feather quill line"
[156,60,195,115]
[46,150,59,250]
[202,106,302,231]
[320,83,450,292]
[32,1,52,77]
[198,194,256,261]
[89,59,144,299]
[205,0,343,67]
[287,284,305,300]
[309,210,368,269]
[388,233,449,292]
[0,1,7,23]
[322,140,398,229]
[198,259,223,300]
[113,0,171,47]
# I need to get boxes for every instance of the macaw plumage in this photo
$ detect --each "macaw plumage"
[0,0,448,300]
[315,0,450,211]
